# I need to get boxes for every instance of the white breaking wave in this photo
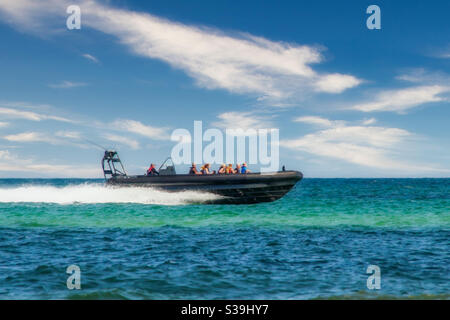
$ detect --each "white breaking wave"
[0,183,221,205]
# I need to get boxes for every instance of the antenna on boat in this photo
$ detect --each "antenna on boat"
[83,139,107,151]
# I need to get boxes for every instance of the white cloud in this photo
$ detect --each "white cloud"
[0,0,361,102]
[0,122,9,128]
[0,105,72,122]
[282,117,448,173]
[0,149,100,177]
[82,53,100,64]
[0,0,64,32]
[2,131,87,148]
[350,85,450,113]
[0,107,43,121]
[48,80,87,89]
[112,119,170,140]
[429,49,450,59]
[294,116,336,127]
[55,131,81,139]
[212,111,274,130]
[104,134,140,150]
[3,132,58,144]
[396,68,450,85]
[314,73,362,93]
[362,118,377,125]
[0,101,53,110]
[0,150,13,160]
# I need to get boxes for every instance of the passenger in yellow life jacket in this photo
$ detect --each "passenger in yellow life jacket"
[225,164,234,174]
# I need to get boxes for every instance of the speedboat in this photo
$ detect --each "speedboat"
[102,150,302,204]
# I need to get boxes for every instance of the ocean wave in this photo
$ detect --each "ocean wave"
[0,183,221,205]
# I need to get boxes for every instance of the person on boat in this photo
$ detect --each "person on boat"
[147,164,159,176]
[234,164,241,174]
[218,164,226,174]
[241,162,251,174]
[189,163,201,175]
[225,164,234,174]
[201,163,214,175]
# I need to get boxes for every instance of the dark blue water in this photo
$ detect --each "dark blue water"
[0,179,448,299]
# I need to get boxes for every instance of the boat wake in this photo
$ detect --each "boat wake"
[0,183,222,205]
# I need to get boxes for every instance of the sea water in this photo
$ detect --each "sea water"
[0,178,448,299]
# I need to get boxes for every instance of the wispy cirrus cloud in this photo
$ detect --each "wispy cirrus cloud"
[349,69,450,113]
[0,0,362,103]
[0,149,99,177]
[427,46,450,59]
[282,116,449,173]
[81,53,100,64]
[294,116,341,127]
[0,103,72,122]
[3,132,59,144]
[2,131,88,149]
[104,134,140,150]
[396,68,450,85]
[295,115,377,128]
[112,119,170,141]
[48,80,88,89]
[361,118,377,125]
[212,111,274,130]
[55,130,82,139]
[350,85,449,113]
[0,101,53,110]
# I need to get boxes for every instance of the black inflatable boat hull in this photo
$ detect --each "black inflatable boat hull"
[106,170,303,204]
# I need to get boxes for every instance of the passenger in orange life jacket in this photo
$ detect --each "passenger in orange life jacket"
[147,164,159,176]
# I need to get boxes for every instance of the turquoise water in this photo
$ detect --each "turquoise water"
[0,178,448,299]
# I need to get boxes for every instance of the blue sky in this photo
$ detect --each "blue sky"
[0,0,449,178]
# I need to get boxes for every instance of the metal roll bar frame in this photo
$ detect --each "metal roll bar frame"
[102,150,127,179]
